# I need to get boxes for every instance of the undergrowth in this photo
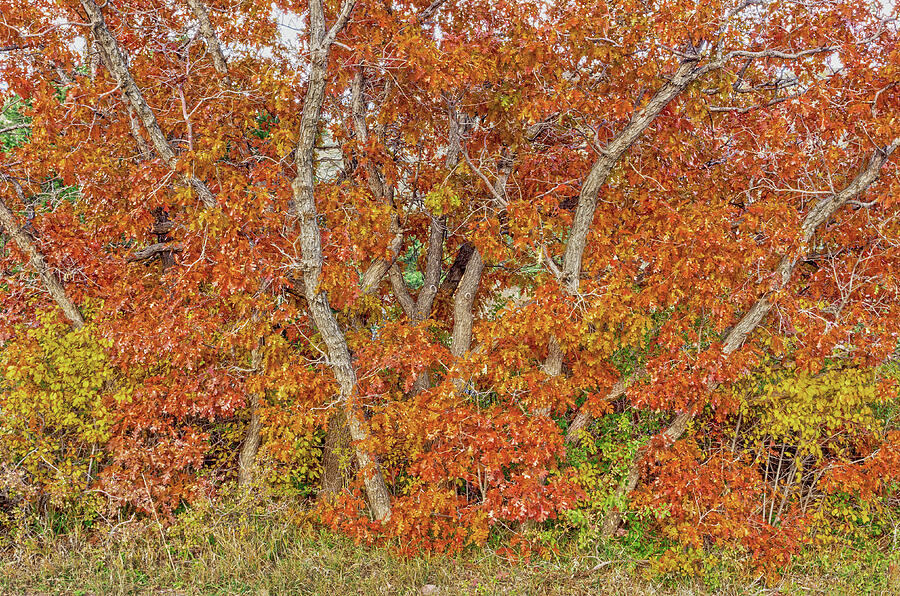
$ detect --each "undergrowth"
[1,490,896,595]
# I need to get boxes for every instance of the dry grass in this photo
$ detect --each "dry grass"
[0,498,896,595]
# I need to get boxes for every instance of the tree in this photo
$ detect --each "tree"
[1,0,898,569]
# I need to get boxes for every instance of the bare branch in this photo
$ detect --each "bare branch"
[724,46,835,61]
[0,123,30,136]
[417,0,448,22]
[541,243,563,281]
[125,242,184,263]
[463,147,509,208]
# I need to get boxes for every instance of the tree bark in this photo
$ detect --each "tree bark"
[544,56,711,381]
[600,409,690,538]
[291,0,391,521]
[449,146,513,383]
[185,0,229,78]
[237,343,265,487]
[349,69,404,296]
[549,53,726,425]
[564,373,635,444]
[560,44,844,438]
[540,56,716,429]
[450,249,484,361]
[0,184,85,329]
[319,67,396,491]
[439,242,475,297]
[237,391,262,487]
[321,409,353,494]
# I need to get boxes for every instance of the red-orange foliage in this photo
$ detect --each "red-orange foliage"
[1,0,899,573]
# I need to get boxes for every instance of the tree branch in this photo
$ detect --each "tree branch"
[185,0,229,78]
[79,0,216,208]
[0,183,85,329]
[0,123,30,136]
[125,242,184,263]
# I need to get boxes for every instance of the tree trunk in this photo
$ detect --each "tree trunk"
[599,139,900,537]
[449,145,512,386]
[564,373,635,444]
[450,249,484,360]
[0,189,85,329]
[291,0,390,521]
[237,344,265,488]
[321,410,353,494]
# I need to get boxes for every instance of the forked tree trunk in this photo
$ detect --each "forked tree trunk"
[319,70,401,493]
[451,146,513,364]
[291,0,391,521]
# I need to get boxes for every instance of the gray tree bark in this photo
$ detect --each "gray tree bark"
[0,188,85,329]
[319,69,399,492]
[185,0,229,78]
[290,0,391,521]
[321,409,353,494]
[350,70,404,295]
[544,56,712,379]
[385,99,478,394]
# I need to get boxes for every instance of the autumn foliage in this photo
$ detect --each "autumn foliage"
[1,0,899,577]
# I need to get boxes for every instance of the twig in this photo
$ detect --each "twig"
[141,472,177,573]
[0,123,30,136]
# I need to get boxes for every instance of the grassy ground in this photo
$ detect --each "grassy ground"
[1,499,897,595]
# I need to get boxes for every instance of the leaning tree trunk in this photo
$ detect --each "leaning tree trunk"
[535,55,717,428]
[80,0,216,208]
[0,188,85,329]
[185,0,230,80]
[543,56,713,380]
[290,0,391,521]
[599,138,900,538]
